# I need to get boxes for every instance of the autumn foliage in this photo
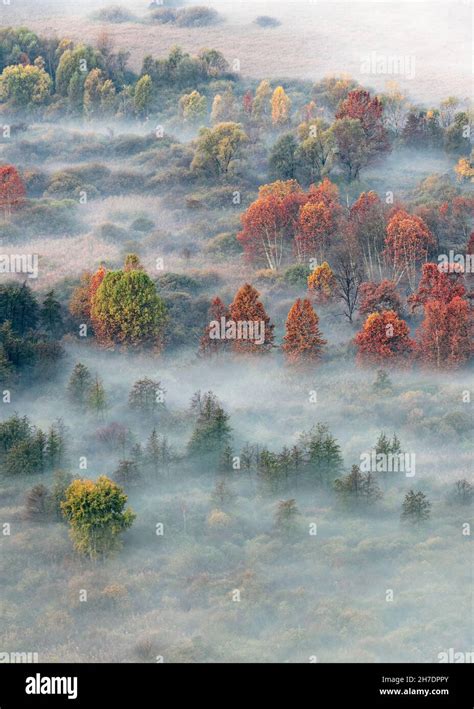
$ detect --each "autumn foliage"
[0,165,25,218]
[408,263,466,312]
[307,261,336,301]
[238,178,343,269]
[237,180,305,270]
[349,191,386,279]
[282,298,326,365]
[383,209,435,289]
[359,280,403,316]
[200,296,229,356]
[354,310,413,365]
[295,179,343,261]
[416,296,472,369]
[228,283,274,353]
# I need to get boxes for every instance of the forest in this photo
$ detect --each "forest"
[0,0,472,664]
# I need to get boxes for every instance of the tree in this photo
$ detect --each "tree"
[191,122,247,178]
[373,369,393,393]
[334,465,382,507]
[274,499,299,536]
[0,282,38,334]
[282,298,326,365]
[0,166,26,219]
[383,209,435,289]
[349,191,386,279]
[83,68,115,118]
[88,376,107,417]
[307,262,337,302]
[179,89,207,123]
[380,81,410,136]
[332,117,369,181]
[128,378,165,416]
[299,423,344,486]
[113,460,140,487]
[454,146,474,183]
[61,476,135,559]
[67,362,92,406]
[40,290,63,338]
[237,180,305,270]
[355,310,414,365]
[188,391,232,458]
[252,79,272,122]
[452,479,473,505]
[333,252,362,322]
[401,490,431,524]
[199,296,230,356]
[91,262,167,348]
[134,74,152,117]
[359,280,402,316]
[271,86,291,126]
[336,88,390,159]
[416,296,472,369]
[296,119,335,184]
[228,283,274,353]
[295,178,342,262]
[0,63,52,108]
[25,484,50,521]
[408,263,466,312]
[269,133,298,180]
[210,87,236,123]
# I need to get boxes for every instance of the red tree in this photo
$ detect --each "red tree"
[282,298,326,365]
[237,181,305,270]
[89,265,107,337]
[408,263,466,312]
[295,178,343,262]
[359,280,403,316]
[0,165,26,219]
[228,283,274,353]
[336,89,390,156]
[200,297,230,356]
[416,296,472,369]
[349,191,386,279]
[383,209,435,289]
[242,90,253,115]
[354,310,413,365]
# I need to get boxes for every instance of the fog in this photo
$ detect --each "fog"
[0,0,472,665]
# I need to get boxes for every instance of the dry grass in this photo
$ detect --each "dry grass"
[6,1,472,104]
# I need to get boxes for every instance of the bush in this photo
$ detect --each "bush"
[13,199,81,235]
[95,5,135,23]
[131,216,155,233]
[175,7,221,27]
[150,8,178,24]
[97,222,130,242]
[156,272,201,294]
[255,16,281,28]
[282,264,311,287]
[204,232,242,257]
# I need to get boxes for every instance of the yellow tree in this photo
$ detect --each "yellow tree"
[271,86,291,126]
[307,262,336,302]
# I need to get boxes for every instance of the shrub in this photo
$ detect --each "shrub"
[130,216,155,233]
[156,272,201,293]
[95,5,135,23]
[97,222,129,242]
[204,232,242,257]
[150,8,178,23]
[175,7,221,27]
[283,264,311,287]
[13,199,81,235]
[255,16,281,28]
